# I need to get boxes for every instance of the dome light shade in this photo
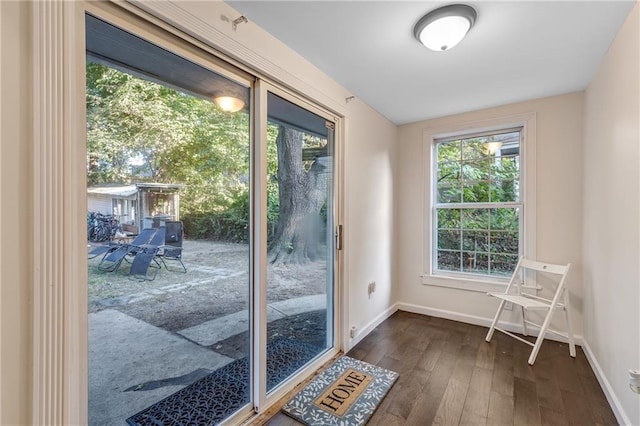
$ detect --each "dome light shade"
[484,141,503,155]
[213,95,245,113]
[414,4,477,52]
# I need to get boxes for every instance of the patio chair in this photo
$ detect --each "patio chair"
[128,247,162,281]
[158,221,187,273]
[88,243,117,260]
[127,227,168,281]
[98,227,164,273]
[485,257,575,365]
[88,227,155,260]
[129,222,187,280]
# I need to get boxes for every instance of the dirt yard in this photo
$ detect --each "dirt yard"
[88,239,328,332]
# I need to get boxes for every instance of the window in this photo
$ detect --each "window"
[434,128,522,277]
[422,113,536,291]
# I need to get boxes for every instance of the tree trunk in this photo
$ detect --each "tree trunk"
[269,125,327,264]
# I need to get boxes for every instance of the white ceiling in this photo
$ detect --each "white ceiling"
[226,1,635,125]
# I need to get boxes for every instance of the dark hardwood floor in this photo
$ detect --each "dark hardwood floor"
[265,311,617,425]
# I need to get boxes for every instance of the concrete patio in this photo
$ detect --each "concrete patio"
[89,295,326,425]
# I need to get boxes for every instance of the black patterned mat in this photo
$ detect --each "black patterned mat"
[126,338,323,426]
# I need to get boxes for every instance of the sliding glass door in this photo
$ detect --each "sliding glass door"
[85,7,340,425]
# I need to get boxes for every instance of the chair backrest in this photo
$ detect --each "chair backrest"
[129,228,156,246]
[163,221,183,260]
[146,226,166,247]
[506,257,571,303]
[165,221,183,247]
[519,258,570,275]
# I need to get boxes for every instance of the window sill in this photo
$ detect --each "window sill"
[421,273,510,293]
[421,273,542,293]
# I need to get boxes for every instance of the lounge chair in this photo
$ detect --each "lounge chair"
[88,228,155,260]
[126,227,168,281]
[129,222,186,281]
[98,227,164,273]
[128,248,161,281]
[88,243,117,260]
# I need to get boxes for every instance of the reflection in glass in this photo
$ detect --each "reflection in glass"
[435,128,522,277]
[266,92,334,391]
[86,15,251,425]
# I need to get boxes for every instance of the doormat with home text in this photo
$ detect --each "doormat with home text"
[282,356,398,425]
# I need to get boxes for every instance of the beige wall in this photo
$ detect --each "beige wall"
[343,98,398,336]
[396,92,585,331]
[583,4,639,425]
[0,1,32,425]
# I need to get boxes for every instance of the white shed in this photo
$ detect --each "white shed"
[87,183,183,232]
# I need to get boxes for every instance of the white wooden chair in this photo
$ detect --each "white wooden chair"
[485,257,575,365]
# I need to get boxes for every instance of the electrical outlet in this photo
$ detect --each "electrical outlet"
[630,370,640,394]
[505,301,513,311]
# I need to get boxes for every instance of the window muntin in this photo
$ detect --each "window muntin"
[434,129,522,278]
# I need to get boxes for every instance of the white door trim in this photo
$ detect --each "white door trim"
[32,1,88,424]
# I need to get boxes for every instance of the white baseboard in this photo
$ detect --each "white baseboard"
[581,341,632,426]
[346,303,399,351]
[396,302,584,345]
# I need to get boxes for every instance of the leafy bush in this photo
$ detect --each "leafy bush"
[182,191,249,242]
[182,189,280,243]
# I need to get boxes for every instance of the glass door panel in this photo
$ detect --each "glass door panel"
[85,10,340,424]
[265,91,335,391]
[85,14,252,424]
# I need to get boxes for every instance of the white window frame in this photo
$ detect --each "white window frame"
[421,113,536,293]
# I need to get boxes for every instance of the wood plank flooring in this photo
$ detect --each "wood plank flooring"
[265,311,617,425]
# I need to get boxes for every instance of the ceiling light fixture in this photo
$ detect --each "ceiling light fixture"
[484,141,503,155]
[414,4,477,52]
[213,95,245,113]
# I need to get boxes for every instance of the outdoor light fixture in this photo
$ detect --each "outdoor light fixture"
[413,4,477,52]
[213,95,245,113]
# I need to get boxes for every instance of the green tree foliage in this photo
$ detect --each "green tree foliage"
[86,62,332,247]
[86,62,257,241]
[435,134,521,275]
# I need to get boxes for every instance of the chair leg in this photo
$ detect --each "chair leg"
[160,256,187,273]
[563,289,576,357]
[486,299,507,342]
[175,258,187,273]
[528,309,555,365]
[521,306,529,336]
